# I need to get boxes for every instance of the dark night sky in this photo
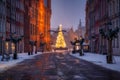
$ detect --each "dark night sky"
[51,0,86,30]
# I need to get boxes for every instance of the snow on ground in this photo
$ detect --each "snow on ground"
[1,51,120,73]
[70,52,120,72]
[0,52,42,72]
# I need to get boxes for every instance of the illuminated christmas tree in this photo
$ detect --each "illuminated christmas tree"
[55,24,66,48]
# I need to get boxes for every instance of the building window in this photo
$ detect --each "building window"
[112,39,115,48]
[117,37,119,48]
[117,0,119,13]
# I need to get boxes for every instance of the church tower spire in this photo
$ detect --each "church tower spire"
[78,19,82,29]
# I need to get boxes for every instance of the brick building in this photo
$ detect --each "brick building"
[24,0,38,52]
[24,0,51,52]
[0,0,51,54]
[37,0,51,51]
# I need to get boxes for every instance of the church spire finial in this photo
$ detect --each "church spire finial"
[78,19,82,28]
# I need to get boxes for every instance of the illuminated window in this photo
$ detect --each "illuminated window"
[5,42,9,53]
[11,43,15,53]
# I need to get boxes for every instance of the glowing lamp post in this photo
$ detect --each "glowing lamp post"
[71,38,84,56]
[10,33,24,59]
[1,32,23,60]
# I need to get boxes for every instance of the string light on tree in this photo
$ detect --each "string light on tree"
[55,24,66,48]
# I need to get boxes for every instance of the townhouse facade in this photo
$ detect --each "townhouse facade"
[0,0,24,54]
[37,0,51,51]
[108,0,120,55]
[24,0,39,52]
[24,0,51,52]
[0,0,52,54]
[86,0,120,55]
[0,0,6,54]
[6,0,24,53]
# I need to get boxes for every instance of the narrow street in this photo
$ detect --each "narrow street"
[0,52,120,80]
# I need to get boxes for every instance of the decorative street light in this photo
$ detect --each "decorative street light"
[9,33,24,59]
[70,37,84,56]
[99,22,119,63]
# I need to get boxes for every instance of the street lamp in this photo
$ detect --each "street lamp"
[70,37,84,56]
[9,32,24,59]
[99,22,119,63]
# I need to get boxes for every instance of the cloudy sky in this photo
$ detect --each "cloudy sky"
[51,0,86,30]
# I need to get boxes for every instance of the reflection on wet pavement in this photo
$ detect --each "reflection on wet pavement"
[0,53,120,80]
[21,73,33,80]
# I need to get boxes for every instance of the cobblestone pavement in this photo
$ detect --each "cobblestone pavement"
[0,52,120,80]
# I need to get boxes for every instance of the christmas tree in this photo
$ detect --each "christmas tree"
[55,24,66,48]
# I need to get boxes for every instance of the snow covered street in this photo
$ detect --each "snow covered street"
[70,52,120,72]
[0,52,120,80]
[0,52,42,72]
[0,52,120,73]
